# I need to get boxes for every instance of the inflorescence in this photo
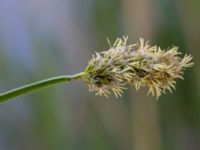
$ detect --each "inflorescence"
[0,36,194,103]
[83,37,193,99]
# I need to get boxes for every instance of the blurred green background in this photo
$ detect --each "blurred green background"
[0,0,199,150]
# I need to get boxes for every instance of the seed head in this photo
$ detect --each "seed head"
[83,37,194,99]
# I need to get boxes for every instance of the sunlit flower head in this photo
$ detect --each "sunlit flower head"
[83,36,194,99]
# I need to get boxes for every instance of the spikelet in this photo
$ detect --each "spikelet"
[83,37,194,99]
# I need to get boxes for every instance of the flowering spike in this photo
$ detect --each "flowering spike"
[83,37,194,99]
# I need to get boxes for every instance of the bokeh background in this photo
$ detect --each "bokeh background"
[0,0,200,150]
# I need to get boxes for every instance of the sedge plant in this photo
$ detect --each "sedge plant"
[0,37,194,103]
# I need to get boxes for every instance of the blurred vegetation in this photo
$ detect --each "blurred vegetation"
[0,0,200,150]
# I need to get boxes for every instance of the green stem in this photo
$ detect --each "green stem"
[0,72,85,104]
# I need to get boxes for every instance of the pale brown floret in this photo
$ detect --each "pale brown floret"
[83,37,194,99]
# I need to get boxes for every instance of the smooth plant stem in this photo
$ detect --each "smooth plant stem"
[0,72,85,104]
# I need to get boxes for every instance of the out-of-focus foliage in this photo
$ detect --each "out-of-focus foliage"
[0,0,199,150]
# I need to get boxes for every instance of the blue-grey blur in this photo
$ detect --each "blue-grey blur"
[0,0,199,150]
